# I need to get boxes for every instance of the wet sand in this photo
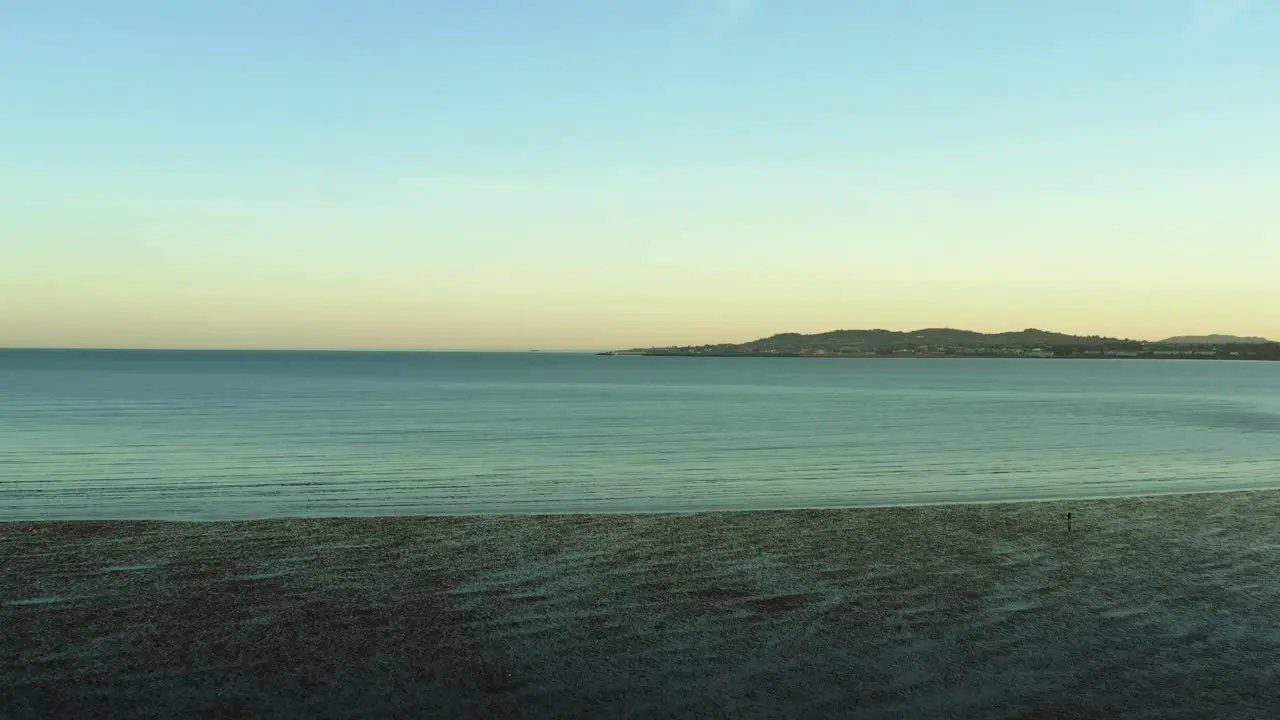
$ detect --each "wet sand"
[5,491,1280,718]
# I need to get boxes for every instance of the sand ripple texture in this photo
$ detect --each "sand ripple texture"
[6,491,1280,718]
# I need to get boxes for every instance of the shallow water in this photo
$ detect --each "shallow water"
[1,350,1278,520]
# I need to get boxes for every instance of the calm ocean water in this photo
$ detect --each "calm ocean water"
[2,350,1278,520]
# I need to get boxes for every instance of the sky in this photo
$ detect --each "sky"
[3,0,1278,350]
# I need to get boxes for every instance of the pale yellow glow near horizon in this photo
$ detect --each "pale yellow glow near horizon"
[4,167,1278,350]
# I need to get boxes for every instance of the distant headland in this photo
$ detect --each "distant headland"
[603,328,1279,361]
[1159,335,1272,345]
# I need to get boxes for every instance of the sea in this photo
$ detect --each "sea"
[2,350,1278,521]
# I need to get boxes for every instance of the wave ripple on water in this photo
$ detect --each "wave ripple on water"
[2,350,1278,520]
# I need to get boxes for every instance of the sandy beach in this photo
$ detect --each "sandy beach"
[6,491,1280,718]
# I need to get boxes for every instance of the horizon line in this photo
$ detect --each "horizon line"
[3,326,1275,355]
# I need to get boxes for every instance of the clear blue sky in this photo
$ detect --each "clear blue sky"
[4,1,1278,349]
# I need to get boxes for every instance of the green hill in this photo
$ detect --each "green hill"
[1160,335,1271,345]
[628,328,1133,354]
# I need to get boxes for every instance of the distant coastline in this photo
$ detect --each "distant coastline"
[601,351,1274,361]
[605,328,1280,361]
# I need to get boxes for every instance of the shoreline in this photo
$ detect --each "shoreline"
[7,485,1279,525]
[7,490,1280,717]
